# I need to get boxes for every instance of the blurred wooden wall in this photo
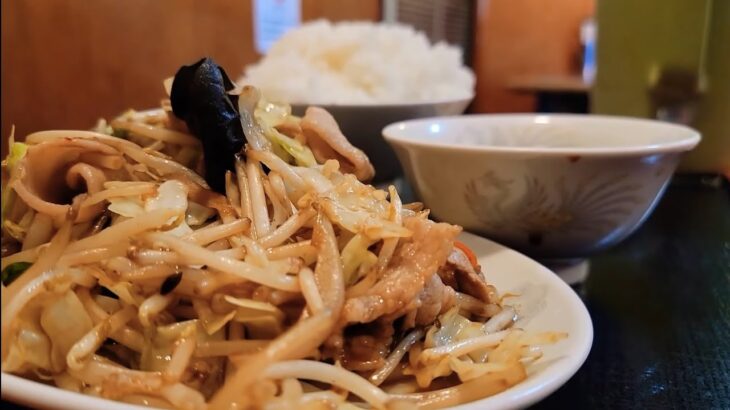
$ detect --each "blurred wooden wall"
[472,0,595,113]
[1,0,379,157]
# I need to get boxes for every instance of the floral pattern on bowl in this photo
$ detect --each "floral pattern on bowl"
[464,170,643,250]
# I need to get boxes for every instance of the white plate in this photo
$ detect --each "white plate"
[1,232,592,410]
[449,232,593,410]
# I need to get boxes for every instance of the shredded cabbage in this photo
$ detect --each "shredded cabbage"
[5,141,28,171]
[424,307,495,363]
[100,281,142,306]
[141,320,198,372]
[193,299,236,336]
[40,291,94,371]
[107,197,145,218]
[186,202,216,226]
[255,99,291,128]
[255,99,317,167]
[224,295,285,338]
[425,308,472,349]
[340,234,377,285]
[448,356,512,381]
[404,308,516,386]
[2,219,27,242]
[405,307,565,388]
[108,180,193,236]
[404,345,451,388]
[224,295,284,321]
[237,87,273,152]
[3,304,54,373]
[265,127,317,167]
[1,141,28,224]
[238,315,283,339]
[317,175,412,240]
[140,319,226,397]
[92,118,114,136]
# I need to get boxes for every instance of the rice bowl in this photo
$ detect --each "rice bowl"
[241,20,475,105]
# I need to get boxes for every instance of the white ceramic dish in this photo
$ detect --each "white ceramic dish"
[383,114,701,261]
[292,96,473,182]
[1,231,592,410]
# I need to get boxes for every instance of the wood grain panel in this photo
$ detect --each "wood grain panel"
[1,0,380,157]
[302,0,379,22]
[471,0,594,113]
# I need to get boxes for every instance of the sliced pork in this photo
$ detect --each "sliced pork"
[415,274,456,326]
[441,248,498,304]
[344,217,460,324]
[301,107,375,182]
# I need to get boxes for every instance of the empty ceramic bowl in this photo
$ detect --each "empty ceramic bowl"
[292,97,472,182]
[383,114,701,261]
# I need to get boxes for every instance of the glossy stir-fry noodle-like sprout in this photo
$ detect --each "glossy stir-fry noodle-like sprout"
[0,82,566,409]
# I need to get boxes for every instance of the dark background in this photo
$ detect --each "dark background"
[533,175,730,409]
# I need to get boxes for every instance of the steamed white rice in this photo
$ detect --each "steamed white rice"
[241,20,475,105]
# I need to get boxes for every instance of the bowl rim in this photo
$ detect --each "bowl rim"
[287,94,475,109]
[382,113,701,156]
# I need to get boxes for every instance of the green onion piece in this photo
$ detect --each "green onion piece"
[1,261,32,286]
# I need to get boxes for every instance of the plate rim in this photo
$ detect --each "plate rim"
[1,232,593,410]
[450,232,593,410]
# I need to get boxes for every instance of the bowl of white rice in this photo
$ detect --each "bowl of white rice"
[240,20,475,181]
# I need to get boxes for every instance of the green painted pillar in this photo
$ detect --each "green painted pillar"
[593,0,729,173]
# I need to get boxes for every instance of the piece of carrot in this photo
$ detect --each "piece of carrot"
[454,240,479,269]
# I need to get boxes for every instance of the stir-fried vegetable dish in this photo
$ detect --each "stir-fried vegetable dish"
[0,58,564,410]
